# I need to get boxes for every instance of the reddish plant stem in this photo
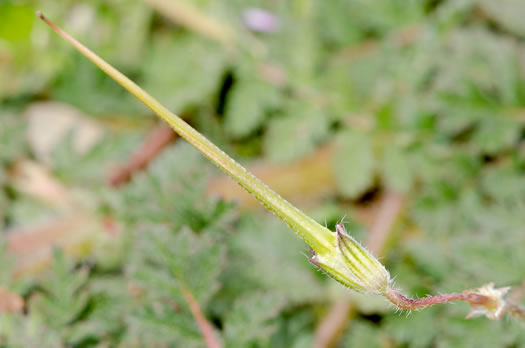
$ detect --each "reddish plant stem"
[108,124,176,187]
[0,286,24,313]
[366,192,403,256]
[505,302,525,321]
[383,286,489,311]
[181,289,222,348]
[506,281,525,320]
[313,301,353,348]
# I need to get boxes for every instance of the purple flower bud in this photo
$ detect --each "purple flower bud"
[242,8,280,33]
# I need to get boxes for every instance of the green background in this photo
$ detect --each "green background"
[1,0,524,346]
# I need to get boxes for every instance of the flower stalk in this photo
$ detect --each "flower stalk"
[37,11,520,321]
[384,283,513,320]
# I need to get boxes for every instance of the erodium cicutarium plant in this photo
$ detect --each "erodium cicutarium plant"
[37,11,524,322]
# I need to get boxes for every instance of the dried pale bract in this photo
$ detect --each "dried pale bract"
[465,282,511,320]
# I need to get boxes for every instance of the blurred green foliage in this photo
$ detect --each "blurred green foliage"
[1,0,525,346]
